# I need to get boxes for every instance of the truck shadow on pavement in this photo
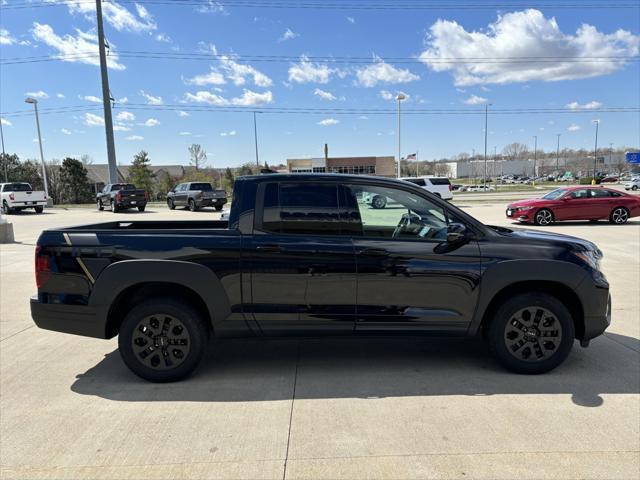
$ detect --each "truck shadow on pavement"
[71,333,639,408]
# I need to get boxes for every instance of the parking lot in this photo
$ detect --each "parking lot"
[1,199,639,479]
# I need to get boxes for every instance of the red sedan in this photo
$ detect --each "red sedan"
[506,186,640,225]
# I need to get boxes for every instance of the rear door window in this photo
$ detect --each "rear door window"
[590,189,611,198]
[428,178,451,186]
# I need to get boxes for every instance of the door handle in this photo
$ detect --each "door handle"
[358,248,389,257]
[256,245,283,253]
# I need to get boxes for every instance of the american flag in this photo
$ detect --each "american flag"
[405,153,417,160]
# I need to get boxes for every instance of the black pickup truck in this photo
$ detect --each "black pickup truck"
[32,174,611,382]
[96,183,148,213]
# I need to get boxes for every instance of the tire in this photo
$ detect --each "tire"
[97,200,104,211]
[138,205,146,212]
[111,200,119,213]
[534,208,554,226]
[632,185,638,191]
[609,206,629,225]
[2,201,12,215]
[486,292,574,374]
[371,195,387,209]
[34,206,44,214]
[167,198,175,210]
[188,199,197,212]
[215,205,223,211]
[434,193,442,198]
[118,299,209,382]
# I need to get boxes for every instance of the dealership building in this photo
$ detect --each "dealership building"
[287,156,395,177]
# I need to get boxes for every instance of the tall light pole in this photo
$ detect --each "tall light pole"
[0,117,7,182]
[96,0,118,184]
[253,111,259,168]
[592,120,600,183]
[556,134,561,173]
[532,135,538,186]
[396,93,406,178]
[25,98,49,200]
[483,103,491,191]
[609,142,613,169]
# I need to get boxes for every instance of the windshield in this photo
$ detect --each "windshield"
[190,183,213,191]
[3,183,32,192]
[542,189,567,200]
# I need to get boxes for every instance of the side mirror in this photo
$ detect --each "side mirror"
[447,222,467,243]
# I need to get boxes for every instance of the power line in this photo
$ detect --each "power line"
[4,0,638,10]
[2,50,639,66]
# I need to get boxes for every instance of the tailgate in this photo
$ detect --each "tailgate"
[13,191,46,202]
[118,189,147,201]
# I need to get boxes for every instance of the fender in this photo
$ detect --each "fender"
[468,259,589,336]
[89,259,232,336]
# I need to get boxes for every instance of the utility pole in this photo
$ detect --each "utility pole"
[96,0,118,184]
[25,98,49,199]
[396,93,406,178]
[592,120,599,183]
[253,111,259,168]
[556,134,561,173]
[483,103,491,191]
[609,142,613,167]
[533,135,537,186]
[0,118,7,182]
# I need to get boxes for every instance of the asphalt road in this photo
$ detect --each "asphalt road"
[1,200,638,479]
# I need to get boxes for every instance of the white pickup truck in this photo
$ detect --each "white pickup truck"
[1,182,47,214]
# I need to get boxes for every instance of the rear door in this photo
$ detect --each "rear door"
[174,184,188,205]
[588,188,613,218]
[245,181,357,335]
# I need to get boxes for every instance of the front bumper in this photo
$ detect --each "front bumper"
[30,296,106,338]
[505,208,534,222]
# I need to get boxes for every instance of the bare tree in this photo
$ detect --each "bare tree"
[502,142,529,161]
[45,159,63,204]
[188,144,208,171]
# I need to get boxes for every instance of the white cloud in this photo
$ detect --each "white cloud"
[62,0,156,33]
[318,118,339,126]
[463,94,488,105]
[126,135,144,141]
[288,55,335,84]
[117,96,129,104]
[185,47,272,88]
[143,118,160,127]
[185,68,226,86]
[184,89,273,106]
[346,17,356,24]
[179,131,191,135]
[313,88,337,101]
[25,90,49,99]
[31,23,125,70]
[358,115,369,120]
[81,95,102,103]
[56,93,65,99]
[566,100,602,110]
[1,118,13,127]
[220,130,237,136]
[420,9,640,86]
[61,128,72,135]
[567,123,581,131]
[139,90,163,105]
[155,33,172,43]
[280,28,299,42]
[1,28,16,45]
[113,124,131,132]
[197,1,227,14]
[355,57,419,87]
[177,110,190,117]
[83,113,104,126]
[116,111,135,122]
[379,90,394,100]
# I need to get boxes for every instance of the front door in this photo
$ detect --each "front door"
[555,188,592,220]
[345,183,482,334]
[246,181,357,335]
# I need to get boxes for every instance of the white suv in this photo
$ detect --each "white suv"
[624,178,639,191]
[400,176,453,200]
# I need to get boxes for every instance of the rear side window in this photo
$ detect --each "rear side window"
[190,183,213,191]
[3,183,33,192]
[428,178,451,186]
[405,178,426,186]
[261,183,341,235]
[590,189,611,198]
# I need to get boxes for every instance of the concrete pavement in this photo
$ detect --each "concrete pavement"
[1,202,638,479]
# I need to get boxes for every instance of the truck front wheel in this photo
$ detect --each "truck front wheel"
[118,299,209,382]
[486,292,574,374]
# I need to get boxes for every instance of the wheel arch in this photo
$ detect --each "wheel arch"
[90,260,231,339]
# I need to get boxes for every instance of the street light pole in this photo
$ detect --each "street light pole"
[25,98,49,200]
[253,111,259,168]
[556,134,561,173]
[0,117,7,182]
[533,135,537,186]
[593,120,599,183]
[396,93,406,178]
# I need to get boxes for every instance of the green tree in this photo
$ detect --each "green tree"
[238,162,258,176]
[13,159,44,189]
[0,153,20,182]
[222,167,235,192]
[60,157,90,204]
[45,159,63,204]
[128,150,155,193]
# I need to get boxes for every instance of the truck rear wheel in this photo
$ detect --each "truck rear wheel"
[215,205,223,211]
[188,199,197,212]
[2,201,12,214]
[486,292,574,374]
[118,299,209,382]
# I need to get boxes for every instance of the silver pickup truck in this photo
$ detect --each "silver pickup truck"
[166,182,227,211]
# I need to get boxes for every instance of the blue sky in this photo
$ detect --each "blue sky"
[1,1,639,168]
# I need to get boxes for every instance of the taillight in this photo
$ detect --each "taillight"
[144,191,149,201]
[115,192,122,201]
[35,246,51,289]
[448,184,452,191]
[9,193,14,201]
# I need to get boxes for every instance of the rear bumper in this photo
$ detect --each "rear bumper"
[9,201,47,208]
[197,198,227,208]
[30,297,106,339]
[116,200,146,209]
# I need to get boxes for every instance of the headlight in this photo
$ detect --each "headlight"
[573,250,601,270]
[517,206,534,211]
